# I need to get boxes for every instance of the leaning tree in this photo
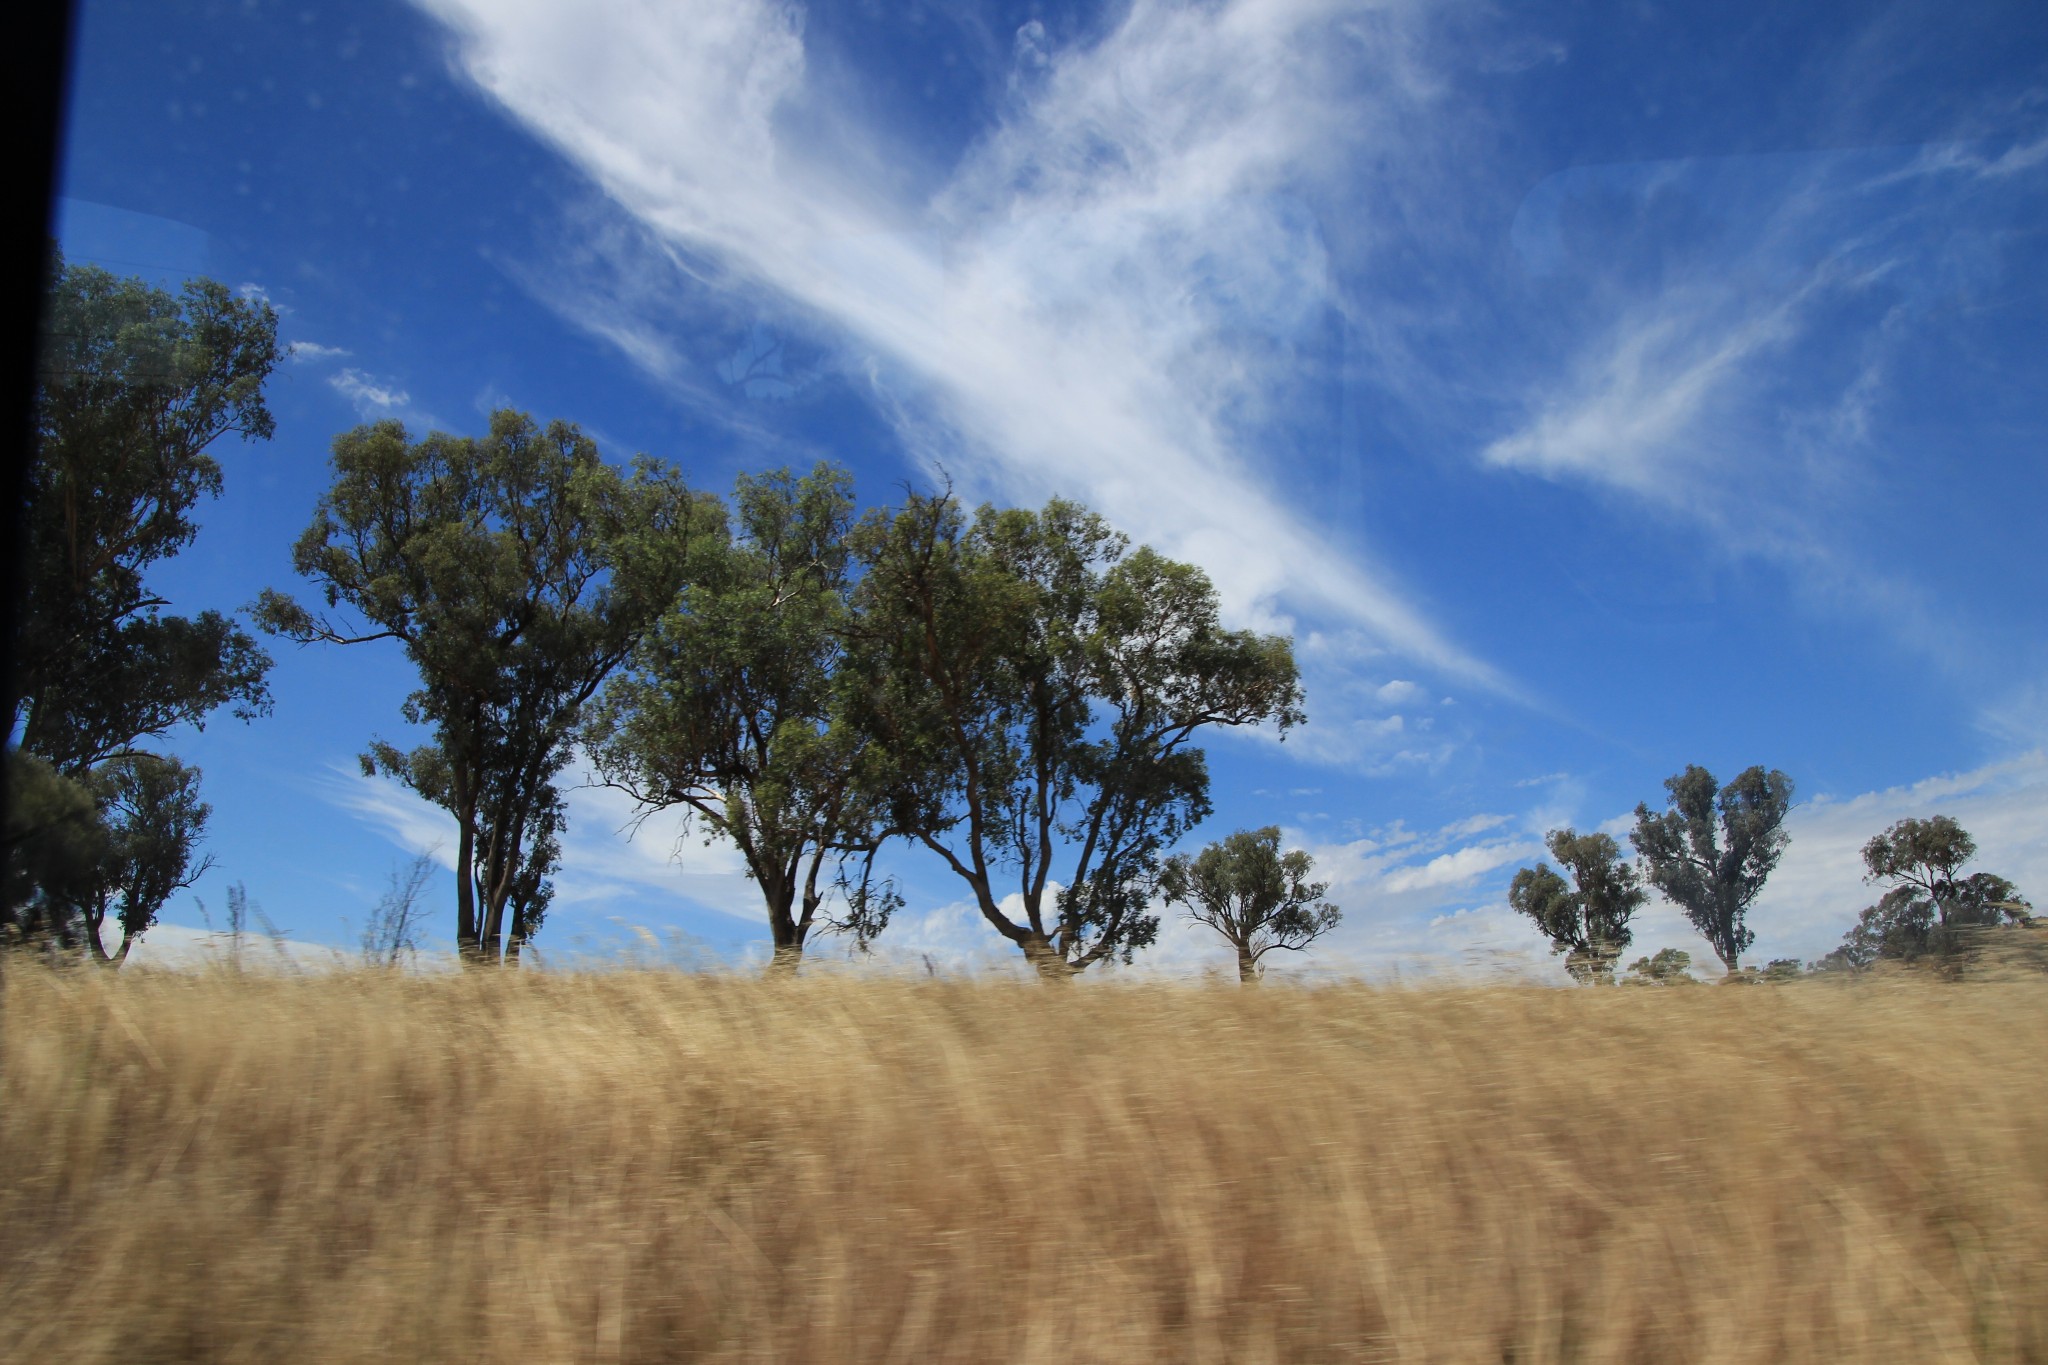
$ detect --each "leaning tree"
[257,410,716,964]
[1630,764,1793,975]
[846,491,1303,979]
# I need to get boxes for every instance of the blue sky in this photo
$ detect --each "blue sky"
[52,0,2048,976]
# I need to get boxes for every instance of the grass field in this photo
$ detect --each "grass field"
[3,965,2045,1363]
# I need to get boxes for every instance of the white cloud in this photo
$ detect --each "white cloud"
[1866,132,2048,188]
[1483,138,2044,674]
[329,367,412,415]
[1482,281,1813,495]
[1379,839,1528,894]
[320,762,459,869]
[1013,18,1050,72]
[412,0,1513,697]
[1375,678,1423,705]
[288,340,351,362]
[121,923,367,971]
[552,761,756,914]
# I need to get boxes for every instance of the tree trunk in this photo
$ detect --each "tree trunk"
[762,872,804,977]
[1237,945,1259,984]
[454,812,480,966]
[84,904,113,965]
[1022,933,1073,981]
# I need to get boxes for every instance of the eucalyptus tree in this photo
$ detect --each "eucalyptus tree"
[2,752,212,962]
[6,256,278,951]
[1630,764,1794,975]
[1862,815,2028,936]
[14,254,279,771]
[73,755,213,963]
[256,410,716,964]
[586,463,900,973]
[846,491,1304,979]
[1507,827,1646,983]
[1161,826,1340,982]
[1820,815,2031,969]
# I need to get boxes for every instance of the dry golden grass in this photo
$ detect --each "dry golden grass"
[3,965,2045,1363]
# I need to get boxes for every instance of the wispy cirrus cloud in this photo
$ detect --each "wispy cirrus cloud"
[410,0,1512,699]
[288,340,351,362]
[1483,136,2047,673]
[329,367,414,416]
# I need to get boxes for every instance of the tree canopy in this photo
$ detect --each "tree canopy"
[1160,826,1340,982]
[845,491,1303,978]
[1630,765,1793,974]
[1508,827,1646,983]
[1818,816,2031,970]
[586,463,899,972]
[5,255,278,956]
[14,253,277,772]
[256,410,715,964]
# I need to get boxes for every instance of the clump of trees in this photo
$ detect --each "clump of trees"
[1509,764,1793,983]
[842,493,1304,979]
[1620,947,1698,986]
[250,436,1305,974]
[1161,827,1339,982]
[1817,816,2032,972]
[1509,760,2035,984]
[4,253,280,960]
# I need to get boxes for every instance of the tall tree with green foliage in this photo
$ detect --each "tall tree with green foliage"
[5,254,278,953]
[586,463,900,973]
[846,491,1304,978]
[1818,816,2031,970]
[1508,827,1647,983]
[14,253,277,771]
[1160,826,1340,982]
[1630,765,1794,975]
[256,411,715,964]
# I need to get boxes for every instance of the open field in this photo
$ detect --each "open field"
[3,967,2046,1363]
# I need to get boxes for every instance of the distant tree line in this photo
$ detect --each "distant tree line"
[1509,765,2033,982]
